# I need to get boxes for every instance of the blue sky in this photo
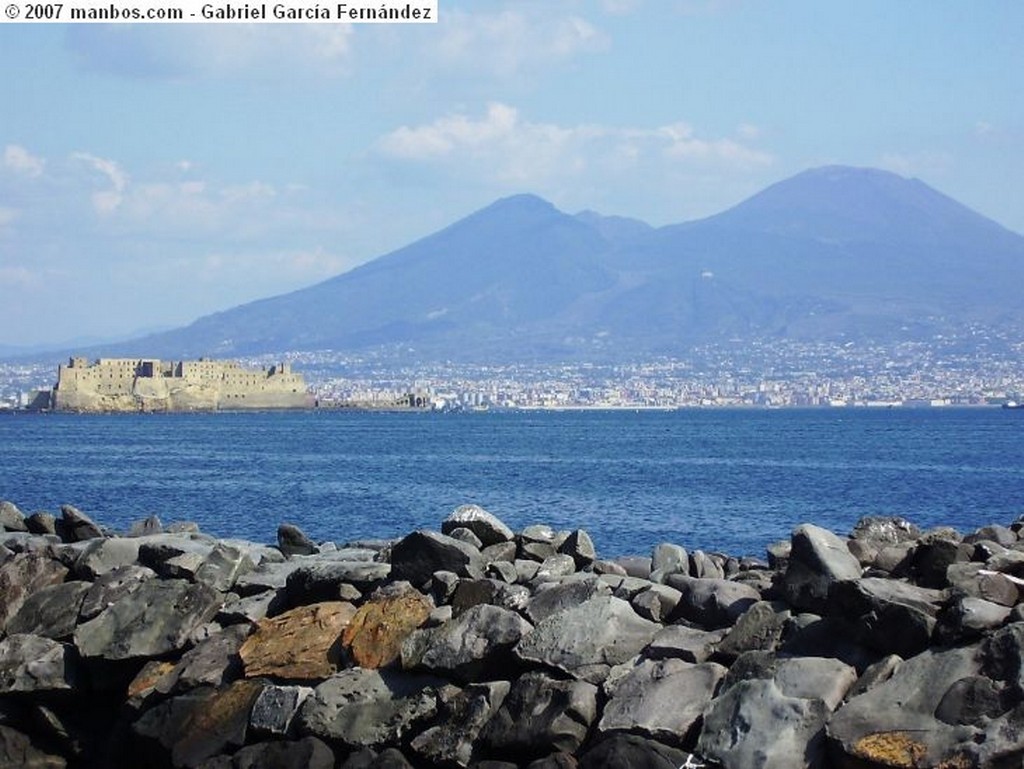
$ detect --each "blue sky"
[2,0,1022,348]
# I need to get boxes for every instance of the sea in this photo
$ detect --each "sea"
[1,408,1022,559]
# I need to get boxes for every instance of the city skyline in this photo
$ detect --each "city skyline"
[2,1,1023,348]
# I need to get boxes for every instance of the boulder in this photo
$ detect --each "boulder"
[341,585,433,669]
[479,671,598,761]
[0,552,69,633]
[665,574,760,629]
[193,544,255,593]
[578,734,692,769]
[402,603,531,682]
[450,578,530,616]
[239,601,356,681]
[24,511,57,536]
[645,625,727,663]
[0,500,27,532]
[248,684,313,738]
[828,577,944,658]
[159,624,251,694]
[390,531,484,585]
[598,658,726,745]
[446,527,484,550]
[73,537,142,579]
[557,529,596,569]
[278,524,318,557]
[297,668,440,749]
[57,504,105,542]
[715,600,791,661]
[5,581,90,639]
[409,681,511,767]
[78,564,156,622]
[74,579,222,660]
[0,634,76,692]
[650,543,688,580]
[441,505,514,547]
[525,578,611,624]
[778,524,862,612]
[514,596,660,683]
[285,560,391,604]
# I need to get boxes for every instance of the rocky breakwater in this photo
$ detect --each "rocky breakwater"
[3,501,1024,768]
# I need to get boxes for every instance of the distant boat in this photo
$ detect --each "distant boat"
[1003,401,1024,410]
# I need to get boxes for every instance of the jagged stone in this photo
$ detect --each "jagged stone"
[946,562,1020,606]
[402,603,531,682]
[410,681,511,768]
[56,504,104,542]
[479,671,598,761]
[138,535,216,578]
[391,530,484,585]
[650,542,688,580]
[645,625,727,663]
[845,654,902,699]
[484,560,518,584]
[341,585,433,669]
[558,529,596,568]
[159,624,250,695]
[74,579,222,660]
[132,680,265,768]
[5,581,90,639]
[441,505,514,547]
[778,524,862,612]
[577,734,692,769]
[230,736,335,769]
[297,668,440,749]
[536,554,577,579]
[248,684,313,737]
[0,634,76,692]
[0,724,67,769]
[716,600,791,661]
[239,601,356,680]
[828,577,943,657]
[665,574,760,629]
[850,516,922,548]
[216,590,287,625]
[698,678,831,769]
[688,550,724,580]
[778,615,876,672]
[194,543,255,593]
[0,500,27,532]
[514,595,660,683]
[447,527,485,550]
[278,523,318,557]
[909,534,966,588]
[78,564,156,621]
[0,552,69,633]
[232,559,304,597]
[285,559,391,604]
[936,595,1012,643]
[24,511,57,536]
[450,578,530,616]
[598,658,726,745]
[73,537,142,579]
[480,541,517,564]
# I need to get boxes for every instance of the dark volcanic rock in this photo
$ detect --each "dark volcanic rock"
[57,504,105,542]
[0,552,69,633]
[410,681,511,767]
[578,734,692,769]
[0,634,77,692]
[0,500,27,532]
[277,523,318,557]
[229,736,335,769]
[5,581,90,639]
[391,530,484,585]
[441,505,514,547]
[778,524,862,612]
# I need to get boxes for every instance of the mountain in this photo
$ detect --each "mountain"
[111,166,1024,362]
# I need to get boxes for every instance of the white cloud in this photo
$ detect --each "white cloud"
[377,103,774,188]
[3,144,45,177]
[73,152,129,214]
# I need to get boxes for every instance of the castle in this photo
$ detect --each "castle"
[49,357,314,412]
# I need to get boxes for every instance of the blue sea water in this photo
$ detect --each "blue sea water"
[1,408,1022,558]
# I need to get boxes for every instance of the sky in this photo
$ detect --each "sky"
[1,1,1022,348]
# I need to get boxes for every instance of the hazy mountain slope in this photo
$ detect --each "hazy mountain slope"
[110,166,1024,361]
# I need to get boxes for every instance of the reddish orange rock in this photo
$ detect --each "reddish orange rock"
[239,601,356,680]
[341,589,433,669]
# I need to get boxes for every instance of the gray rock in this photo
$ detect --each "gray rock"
[297,668,440,748]
[0,724,67,769]
[0,552,69,633]
[689,550,724,580]
[558,529,596,568]
[614,555,652,579]
[217,590,287,625]
[233,559,305,596]
[479,671,598,760]
[78,564,156,621]
[599,658,726,745]
[698,678,830,769]
[441,505,514,547]
[484,560,518,584]
[946,562,1019,606]
[138,534,216,577]
[514,596,660,683]
[410,681,511,768]
[651,542,688,579]
[665,574,760,629]
[57,504,105,542]
[578,733,692,769]
[716,600,791,661]
[937,595,1012,643]
[645,625,728,663]
[778,524,862,612]
[194,543,255,592]
[447,527,484,550]
[24,511,57,536]
[402,603,532,682]
[278,523,318,557]
[158,624,250,694]
[630,583,682,623]
[391,530,484,585]
[5,581,90,639]
[450,578,530,616]
[772,656,858,711]
[524,578,612,626]
[230,737,334,769]
[536,554,578,580]
[480,541,517,564]
[828,577,943,657]
[249,684,314,737]
[286,559,391,604]
[0,500,27,532]
[74,578,222,660]
[850,515,922,548]
[127,514,163,537]
[73,537,142,579]
[909,534,965,588]
[0,634,76,692]
[845,653,902,700]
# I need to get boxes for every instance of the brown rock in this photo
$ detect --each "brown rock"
[240,601,356,680]
[342,587,433,669]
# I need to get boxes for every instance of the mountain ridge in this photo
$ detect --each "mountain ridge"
[96,166,1024,362]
